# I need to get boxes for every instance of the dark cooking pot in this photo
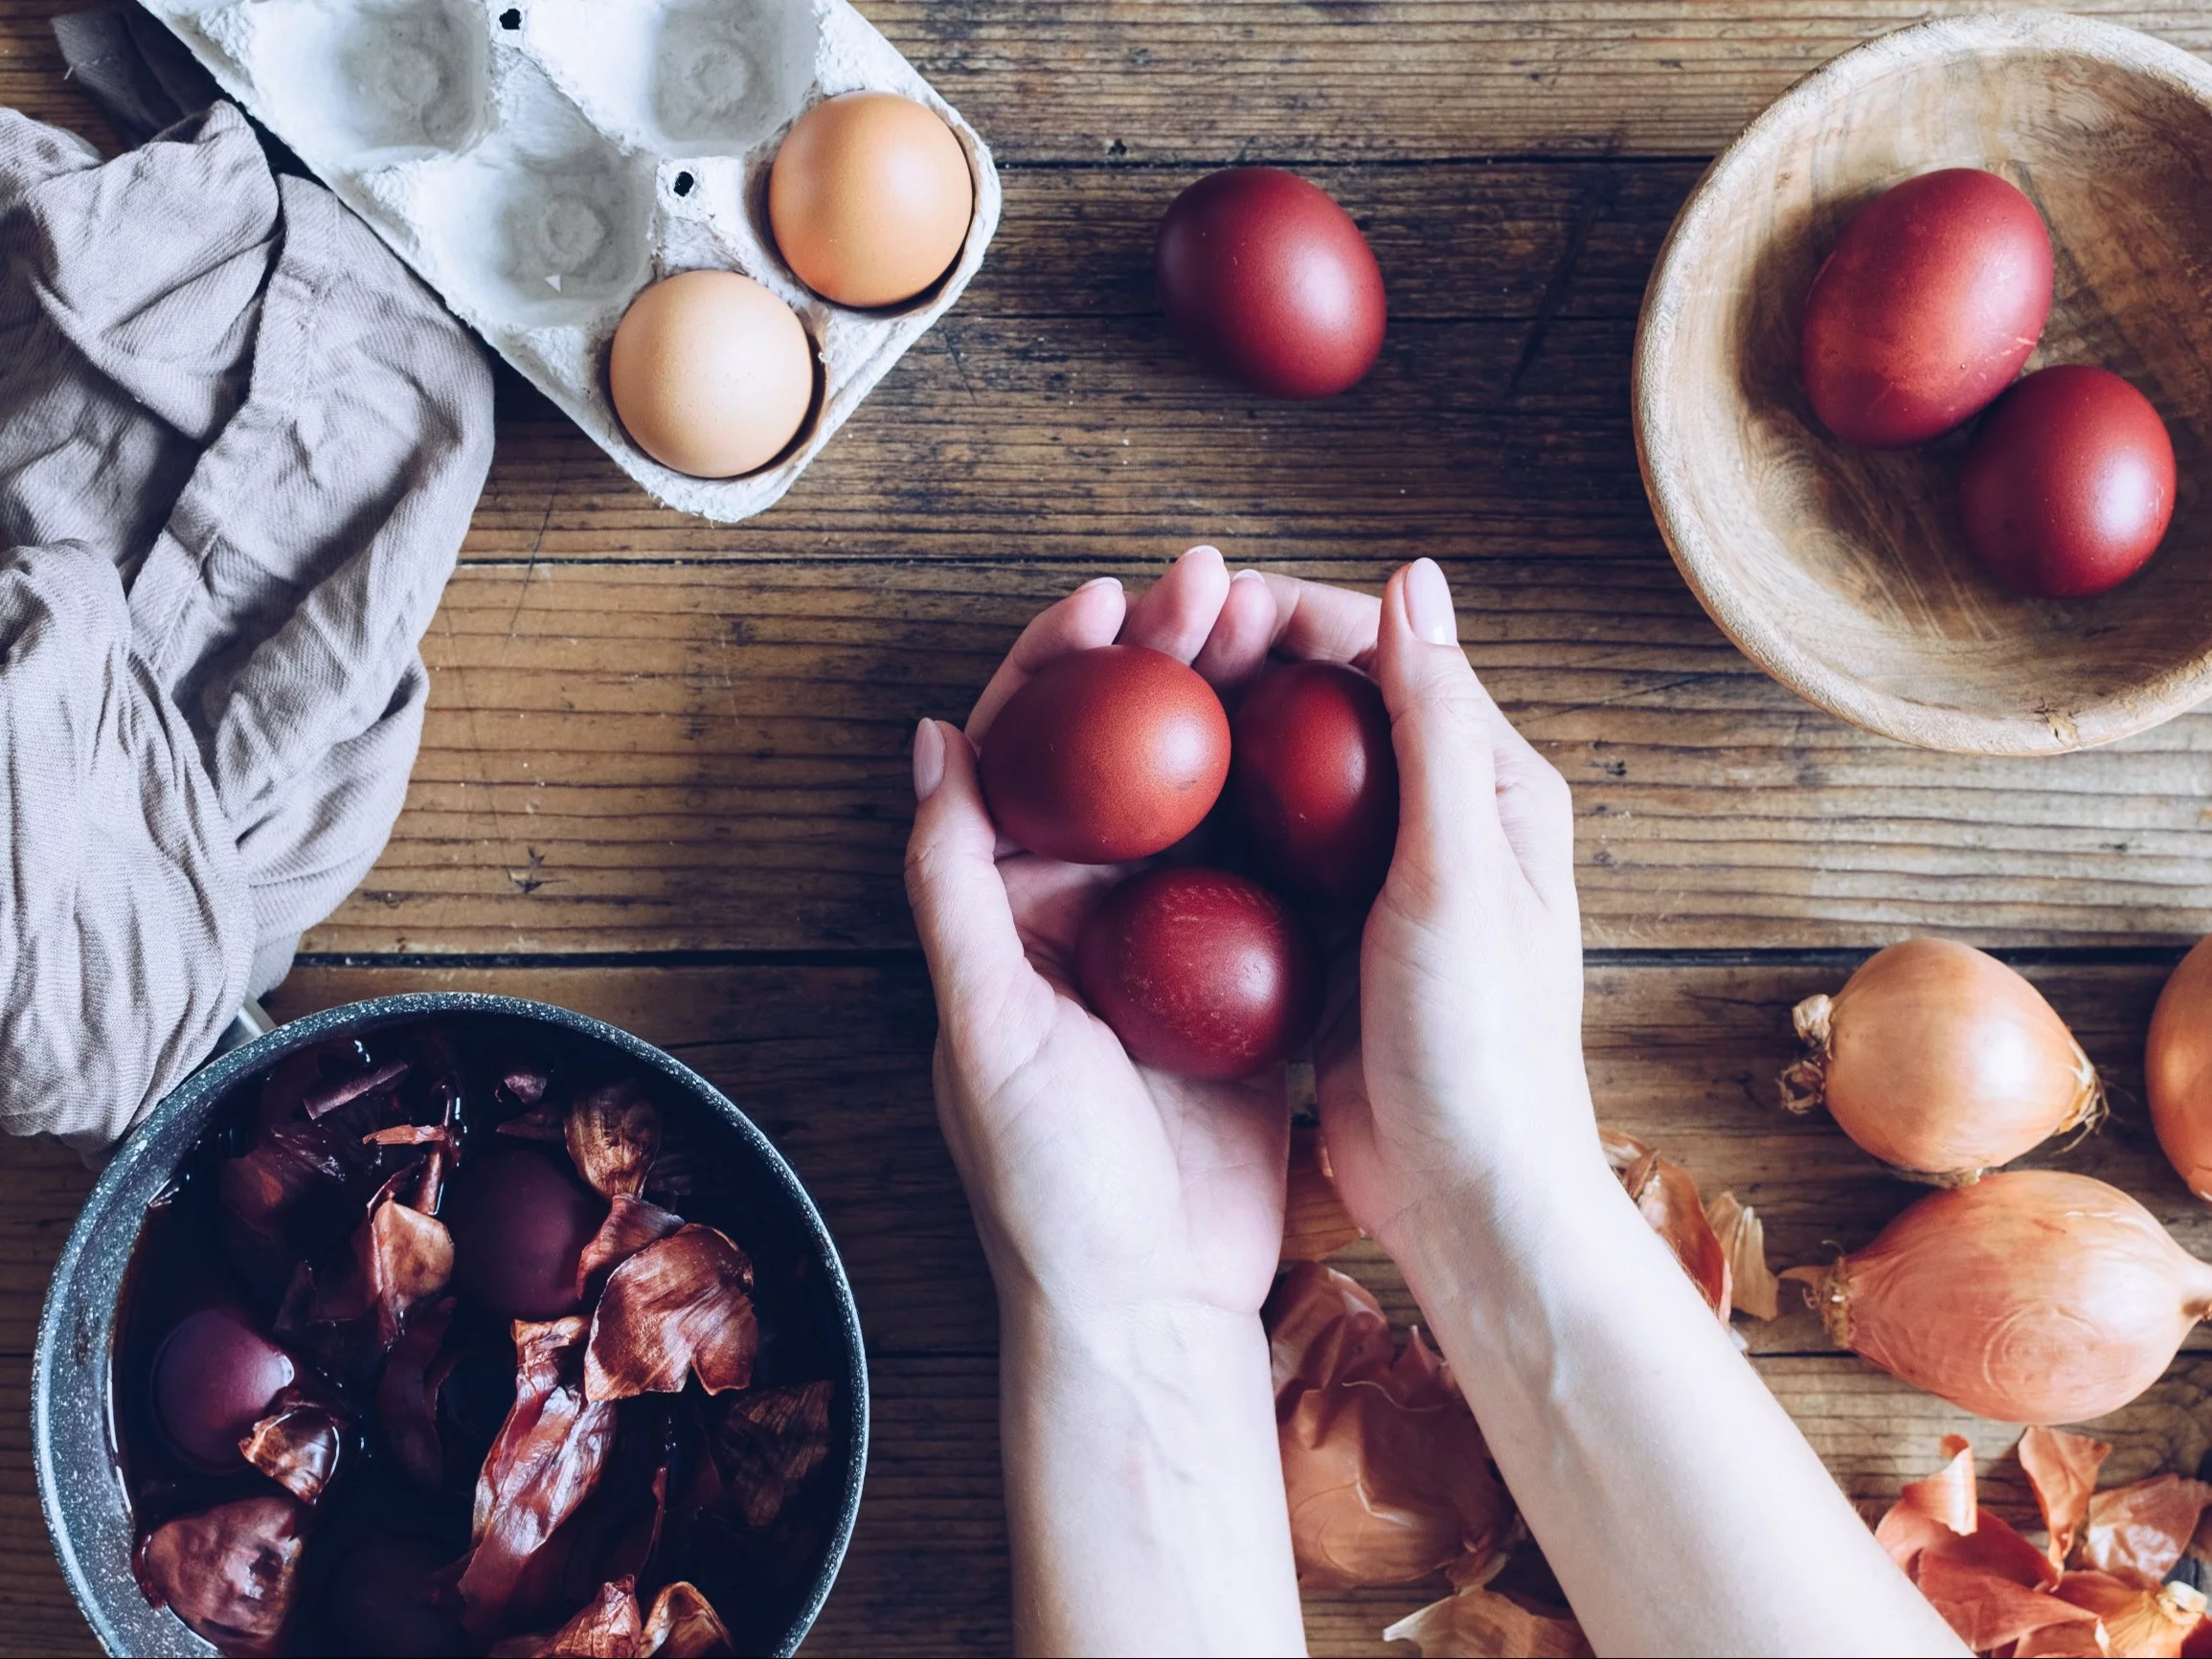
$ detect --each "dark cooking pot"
[34,992,868,1657]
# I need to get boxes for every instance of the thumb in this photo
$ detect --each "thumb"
[904,718,1031,1017]
[1372,560,1511,881]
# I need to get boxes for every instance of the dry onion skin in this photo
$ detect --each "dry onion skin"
[1281,1126,1362,1262]
[1786,1170,2212,1424]
[1781,938,2102,1185]
[2147,935,2212,1199]
[1881,1429,2212,1657]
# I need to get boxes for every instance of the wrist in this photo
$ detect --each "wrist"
[1377,1138,1631,1309]
[999,1286,1267,1384]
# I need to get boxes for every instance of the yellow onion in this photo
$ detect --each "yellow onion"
[1781,938,2102,1184]
[2147,936,2212,1199]
[1786,1171,2212,1425]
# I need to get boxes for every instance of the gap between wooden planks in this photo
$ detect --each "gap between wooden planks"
[4,956,2212,1658]
[308,556,2212,959]
[7,2,2212,164]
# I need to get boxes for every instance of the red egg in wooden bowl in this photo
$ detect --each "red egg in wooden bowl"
[1635,12,2212,754]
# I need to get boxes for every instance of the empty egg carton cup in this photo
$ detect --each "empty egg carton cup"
[145,0,1003,522]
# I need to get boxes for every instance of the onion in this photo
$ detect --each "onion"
[1780,938,2102,1184]
[2147,936,2212,1199]
[1785,1170,2212,1424]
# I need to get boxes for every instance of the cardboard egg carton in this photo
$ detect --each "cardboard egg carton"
[142,0,1003,523]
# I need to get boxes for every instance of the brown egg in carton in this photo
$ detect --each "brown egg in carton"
[145,0,1002,523]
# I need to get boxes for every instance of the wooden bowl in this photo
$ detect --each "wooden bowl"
[1635,12,2212,754]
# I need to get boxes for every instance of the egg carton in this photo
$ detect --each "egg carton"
[141,0,1002,523]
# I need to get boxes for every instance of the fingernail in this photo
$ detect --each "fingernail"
[1230,567,1265,586]
[1075,575,1121,598]
[912,717,947,802]
[1405,558,1457,646]
[1182,544,1223,566]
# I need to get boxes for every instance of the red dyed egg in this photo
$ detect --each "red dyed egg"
[1230,661,1398,904]
[151,1307,295,1470]
[1075,866,1321,1080]
[1958,365,2176,598]
[447,1148,606,1320]
[1800,168,2052,449]
[981,645,1231,864]
[1155,168,1387,399]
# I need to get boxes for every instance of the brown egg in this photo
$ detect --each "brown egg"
[608,269,815,478]
[769,92,973,308]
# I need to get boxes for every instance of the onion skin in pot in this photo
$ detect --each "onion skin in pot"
[1787,1171,2212,1425]
[2148,937,2212,1199]
[1780,938,2102,1184]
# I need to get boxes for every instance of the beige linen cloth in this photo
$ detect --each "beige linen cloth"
[0,101,493,1151]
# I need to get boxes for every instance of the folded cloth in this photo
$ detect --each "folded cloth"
[0,100,492,1151]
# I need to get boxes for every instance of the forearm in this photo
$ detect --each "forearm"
[1394,1155,1964,1658]
[999,1294,1308,1658]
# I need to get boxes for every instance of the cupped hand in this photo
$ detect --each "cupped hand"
[906,546,1333,1325]
[1307,558,1607,1259]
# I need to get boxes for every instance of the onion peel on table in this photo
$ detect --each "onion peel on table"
[1383,1583,1592,1658]
[1703,1189,1780,1320]
[1281,1125,1363,1262]
[2081,1476,2212,1589]
[1265,1262,1511,1589]
[2021,1425,2112,1570]
[1599,1131,1735,1321]
[1881,1430,2212,1656]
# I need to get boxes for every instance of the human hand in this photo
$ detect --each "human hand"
[906,545,1318,1327]
[1295,559,1604,1260]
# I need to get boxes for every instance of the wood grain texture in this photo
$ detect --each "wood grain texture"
[5,1,2212,1653]
[1638,12,2212,755]
[302,556,2212,957]
[736,4,2212,164]
[6,1,2212,164]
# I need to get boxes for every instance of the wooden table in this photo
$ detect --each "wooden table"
[10,3,2212,1651]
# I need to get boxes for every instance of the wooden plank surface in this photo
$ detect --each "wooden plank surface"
[305,557,2212,957]
[7,0,2212,1652]
[12,3,2212,164]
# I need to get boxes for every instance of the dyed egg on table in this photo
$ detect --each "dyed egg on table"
[1957,364,2177,598]
[1075,866,1322,1080]
[608,269,817,479]
[1155,168,1387,399]
[769,92,976,309]
[980,645,1232,864]
[1800,168,2052,449]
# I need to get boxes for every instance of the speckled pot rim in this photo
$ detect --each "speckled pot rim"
[34,992,869,1658]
